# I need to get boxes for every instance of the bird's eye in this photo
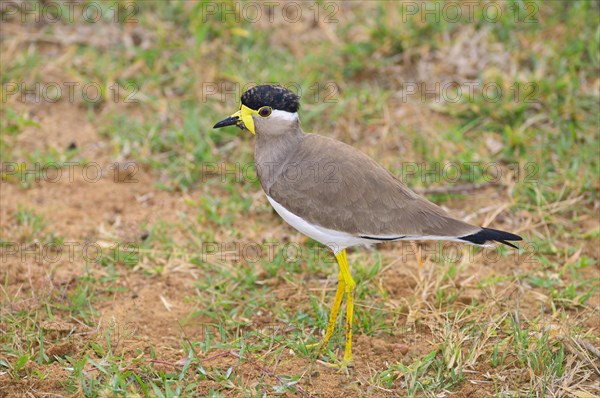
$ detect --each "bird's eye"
[258,106,272,117]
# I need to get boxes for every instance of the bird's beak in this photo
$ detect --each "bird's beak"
[213,105,256,134]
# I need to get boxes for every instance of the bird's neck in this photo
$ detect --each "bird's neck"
[255,127,305,194]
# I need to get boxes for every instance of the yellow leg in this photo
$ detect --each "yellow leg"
[320,272,345,350]
[336,249,355,367]
[312,249,356,370]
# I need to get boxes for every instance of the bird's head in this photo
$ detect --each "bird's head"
[213,84,300,136]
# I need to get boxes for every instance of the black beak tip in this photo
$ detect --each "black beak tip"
[213,116,239,129]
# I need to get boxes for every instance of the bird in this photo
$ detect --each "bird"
[213,84,522,368]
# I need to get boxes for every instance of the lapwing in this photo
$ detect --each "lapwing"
[214,84,522,368]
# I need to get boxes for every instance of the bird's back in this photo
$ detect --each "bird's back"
[263,134,480,238]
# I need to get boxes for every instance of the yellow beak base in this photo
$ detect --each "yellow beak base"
[213,104,261,134]
[232,105,257,135]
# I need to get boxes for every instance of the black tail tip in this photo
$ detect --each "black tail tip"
[460,227,522,249]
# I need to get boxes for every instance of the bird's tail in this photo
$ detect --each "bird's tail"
[459,227,522,249]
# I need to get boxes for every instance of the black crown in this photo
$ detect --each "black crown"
[241,85,300,113]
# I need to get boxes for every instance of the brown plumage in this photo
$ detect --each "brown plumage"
[261,134,479,238]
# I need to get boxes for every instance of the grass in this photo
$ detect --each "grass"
[1,0,599,397]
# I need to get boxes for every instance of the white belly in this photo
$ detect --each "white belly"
[266,195,368,254]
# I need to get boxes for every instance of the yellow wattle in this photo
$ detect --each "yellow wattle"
[239,105,258,135]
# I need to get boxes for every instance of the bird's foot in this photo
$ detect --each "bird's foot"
[305,339,331,355]
[305,341,322,350]
[316,358,353,374]
[305,342,352,372]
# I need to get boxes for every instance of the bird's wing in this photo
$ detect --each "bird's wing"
[267,134,480,238]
